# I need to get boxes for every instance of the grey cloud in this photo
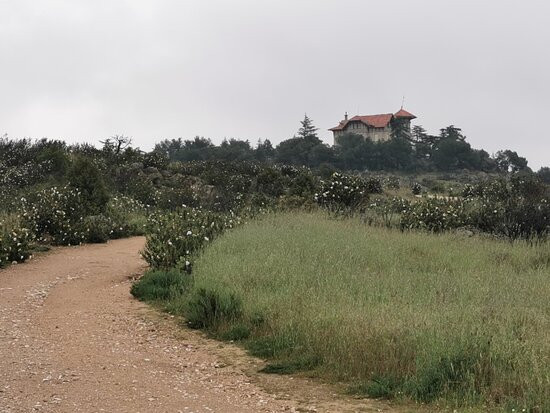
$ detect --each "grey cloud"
[0,0,548,168]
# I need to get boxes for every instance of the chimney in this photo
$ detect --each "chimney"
[344,111,348,121]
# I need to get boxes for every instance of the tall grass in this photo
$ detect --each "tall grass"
[138,212,550,411]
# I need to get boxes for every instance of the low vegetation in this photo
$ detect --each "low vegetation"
[133,213,550,412]
[2,130,550,411]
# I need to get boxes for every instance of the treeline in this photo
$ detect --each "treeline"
[154,116,541,175]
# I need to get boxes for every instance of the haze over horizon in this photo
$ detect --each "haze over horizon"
[1,0,549,169]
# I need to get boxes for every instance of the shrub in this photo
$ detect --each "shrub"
[141,207,237,269]
[469,176,550,240]
[411,182,422,195]
[287,168,320,197]
[365,177,383,194]
[131,269,190,301]
[385,176,401,190]
[104,196,147,238]
[143,151,169,170]
[21,186,89,245]
[80,215,111,243]
[153,186,198,210]
[255,167,285,197]
[315,172,370,212]
[0,215,34,266]
[20,187,145,246]
[317,163,337,179]
[122,171,157,206]
[248,192,275,210]
[0,137,64,193]
[400,198,468,232]
[462,184,477,198]
[67,157,110,215]
[367,197,410,228]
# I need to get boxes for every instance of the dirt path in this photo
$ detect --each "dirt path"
[0,238,413,413]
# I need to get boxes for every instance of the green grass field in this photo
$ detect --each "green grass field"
[134,212,550,411]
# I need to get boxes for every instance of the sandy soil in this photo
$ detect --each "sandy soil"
[0,237,415,413]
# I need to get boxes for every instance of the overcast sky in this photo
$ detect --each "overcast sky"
[1,0,549,168]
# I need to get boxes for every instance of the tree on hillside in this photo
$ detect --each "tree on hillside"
[155,137,215,162]
[390,117,411,141]
[471,149,497,172]
[308,143,336,166]
[411,125,439,162]
[101,135,132,155]
[275,135,332,167]
[154,138,184,159]
[431,125,478,171]
[275,114,331,167]
[406,125,439,170]
[537,167,550,184]
[254,139,275,162]
[334,133,371,171]
[494,150,529,173]
[429,125,490,171]
[297,114,319,138]
[218,139,254,161]
[379,137,414,170]
[439,125,466,141]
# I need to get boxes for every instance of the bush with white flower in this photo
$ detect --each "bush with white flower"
[411,182,423,195]
[0,215,34,267]
[384,176,401,190]
[103,196,147,238]
[142,207,239,270]
[315,172,370,212]
[21,186,89,245]
[468,175,550,240]
[400,198,469,232]
[367,196,411,227]
[365,176,383,194]
[20,187,147,246]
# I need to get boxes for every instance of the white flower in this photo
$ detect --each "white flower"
[186,230,192,236]
[204,237,209,241]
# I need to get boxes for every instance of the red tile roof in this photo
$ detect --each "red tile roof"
[394,108,416,119]
[330,108,416,131]
[353,114,394,128]
[328,122,348,131]
[329,113,394,131]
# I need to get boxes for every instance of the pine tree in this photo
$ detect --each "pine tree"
[412,125,438,160]
[297,114,318,138]
[390,118,410,141]
[439,125,466,141]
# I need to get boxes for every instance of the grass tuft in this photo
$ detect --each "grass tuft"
[185,287,243,329]
[130,269,191,302]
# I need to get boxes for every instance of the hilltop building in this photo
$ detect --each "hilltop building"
[329,108,416,144]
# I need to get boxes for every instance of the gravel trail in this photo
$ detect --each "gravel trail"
[0,237,406,413]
